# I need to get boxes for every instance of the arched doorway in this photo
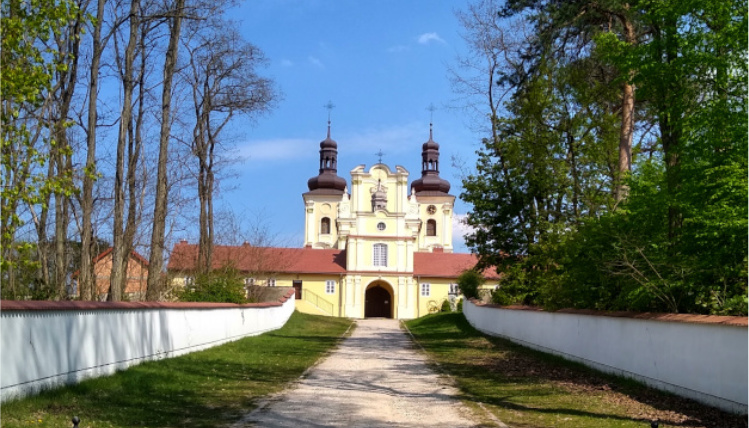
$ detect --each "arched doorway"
[364,282,393,318]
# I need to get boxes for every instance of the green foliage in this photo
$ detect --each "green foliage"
[440,299,451,312]
[177,265,247,304]
[457,269,484,300]
[461,0,747,315]
[456,298,463,313]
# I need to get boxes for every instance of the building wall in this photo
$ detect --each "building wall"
[92,253,148,300]
[0,292,295,402]
[463,299,748,414]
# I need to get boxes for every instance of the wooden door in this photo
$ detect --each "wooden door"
[365,285,391,318]
[293,280,302,300]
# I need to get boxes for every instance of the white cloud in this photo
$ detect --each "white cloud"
[452,213,474,253]
[417,32,446,45]
[280,59,294,67]
[387,45,409,53]
[237,138,316,161]
[308,56,324,69]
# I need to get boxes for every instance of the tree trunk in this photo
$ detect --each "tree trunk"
[109,0,140,302]
[80,0,106,301]
[614,16,637,204]
[147,0,185,300]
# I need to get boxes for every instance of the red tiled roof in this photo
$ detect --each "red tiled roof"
[413,252,500,280]
[168,242,499,280]
[167,242,347,275]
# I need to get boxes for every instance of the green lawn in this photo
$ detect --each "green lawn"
[405,312,746,428]
[1,311,353,428]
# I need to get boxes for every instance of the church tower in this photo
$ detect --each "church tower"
[302,122,348,249]
[411,125,455,252]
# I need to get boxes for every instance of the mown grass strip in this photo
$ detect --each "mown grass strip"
[1,311,353,428]
[406,312,746,428]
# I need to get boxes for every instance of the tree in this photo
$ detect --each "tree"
[1,0,83,299]
[181,21,277,274]
[146,0,185,301]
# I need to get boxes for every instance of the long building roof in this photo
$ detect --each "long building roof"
[167,241,500,280]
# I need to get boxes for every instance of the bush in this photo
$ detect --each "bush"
[457,269,484,300]
[456,298,463,312]
[177,266,247,304]
[440,299,451,312]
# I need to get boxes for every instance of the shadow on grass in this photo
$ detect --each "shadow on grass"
[407,313,747,428]
[1,312,352,428]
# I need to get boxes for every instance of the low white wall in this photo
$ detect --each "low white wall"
[0,293,295,402]
[464,299,748,414]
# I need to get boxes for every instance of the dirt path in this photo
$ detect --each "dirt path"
[232,318,481,427]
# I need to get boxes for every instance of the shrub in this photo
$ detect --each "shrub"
[456,298,463,312]
[457,269,484,300]
[440,299,451,312]
[177,266,247,304]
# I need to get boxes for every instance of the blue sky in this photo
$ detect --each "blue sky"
[216,1,484,252]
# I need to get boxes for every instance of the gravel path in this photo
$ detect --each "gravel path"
[233,318,481,427]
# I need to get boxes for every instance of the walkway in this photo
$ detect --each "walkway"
[233,318,480,427]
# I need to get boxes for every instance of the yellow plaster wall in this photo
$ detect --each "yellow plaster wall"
[413,277,459,317]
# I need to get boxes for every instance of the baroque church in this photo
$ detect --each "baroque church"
[168,122,499,319]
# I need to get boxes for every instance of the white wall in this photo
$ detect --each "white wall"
[463,299,748,414]
[0,295,295,402]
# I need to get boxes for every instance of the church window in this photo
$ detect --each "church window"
[321,217,331,234]
[449,283,459,295]
[377,222,386,231]
[325,280,336,294]
[267,278,276,287]
[373,243,388,267]
[420,283,431,297]
[426,219,437,236]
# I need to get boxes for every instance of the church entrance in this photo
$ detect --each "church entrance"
[364,282,393,318]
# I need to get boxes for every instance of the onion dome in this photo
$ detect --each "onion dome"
[307,123,347,194]
[411,126,451,195]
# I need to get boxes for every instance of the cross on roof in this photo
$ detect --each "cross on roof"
[375,149,385,164]
[324,100,335,123]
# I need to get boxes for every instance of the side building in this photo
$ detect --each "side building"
[168,124,499,319]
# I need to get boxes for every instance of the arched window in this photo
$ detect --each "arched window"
[426,219,437,236]
[321,217,331,234]
[373,243,388,267]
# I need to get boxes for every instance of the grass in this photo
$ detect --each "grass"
[1,311,353,428]
[405,312,747,428]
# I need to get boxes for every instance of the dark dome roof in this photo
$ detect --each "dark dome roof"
[306,124,347,194]
[307,173,346,193]
[411,127,451,196]
[411,175,450,195]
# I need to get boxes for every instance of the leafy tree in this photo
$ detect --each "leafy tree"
[177,264,247,304]
[1,0,82,299]
[457,269,485,300]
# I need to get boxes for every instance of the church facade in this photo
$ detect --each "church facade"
[168,124,499,319]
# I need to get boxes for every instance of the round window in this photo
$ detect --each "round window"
[377,222,386,231]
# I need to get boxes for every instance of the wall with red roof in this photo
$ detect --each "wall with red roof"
[0,290,295,402]
[464,299,748,414]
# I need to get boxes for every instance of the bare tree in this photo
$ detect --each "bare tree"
[146,0,185,300]
[181,22,277,274]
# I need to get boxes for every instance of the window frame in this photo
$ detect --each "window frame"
[449,283,459,295]
[373,243,388,267]
[420,283,431,297]
[320,217,331,235]
[426,219,437,236]
[325,280,336,294]
[267,278,276,287]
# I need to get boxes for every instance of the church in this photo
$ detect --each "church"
[168,123,499,319]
